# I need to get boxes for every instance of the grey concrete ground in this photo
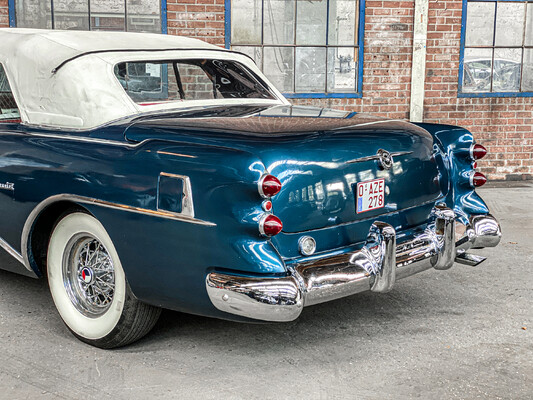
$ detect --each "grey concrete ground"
[0,185,531,400]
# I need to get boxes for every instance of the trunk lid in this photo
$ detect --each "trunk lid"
[125,105,445,233]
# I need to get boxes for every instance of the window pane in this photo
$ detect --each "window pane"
[126,0,161,33]
[328,0,358,45]
[54,0,89,30]
[264,0,295,45]
[0,64,20,122]
[466,2,495,46]
[90,0,126,31]
[327,47,357,92]
[16,0,52,28]
[522,49,533,91]
[463,48,493,92]
[295,47,326,92]
[232,46,263,69]
[495,3,525,46]
[231,0,262,44]
[264,47,294,92]
[296,0,327,45]
[178,63,218,100]
[116,60,275,103]
[493,48,522,92]
[526,4,533,46]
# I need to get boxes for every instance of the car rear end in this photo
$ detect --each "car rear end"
[204,115,501,322]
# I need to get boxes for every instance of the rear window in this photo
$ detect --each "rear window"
[114,59,276,105]
[0,64,20,122]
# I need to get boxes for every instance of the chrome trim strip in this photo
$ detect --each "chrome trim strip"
[21,194,216,273]
[0,236,25,265]
[157,172,195,218]
[0,130,145,147]
[345,151,413,165]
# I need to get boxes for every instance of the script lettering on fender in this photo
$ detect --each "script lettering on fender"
[0,182,14,191]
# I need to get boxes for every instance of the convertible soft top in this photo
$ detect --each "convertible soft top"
[0,29,285,129]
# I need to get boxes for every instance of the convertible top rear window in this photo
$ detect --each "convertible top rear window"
[0,64,21,123]
[114,59,276,105]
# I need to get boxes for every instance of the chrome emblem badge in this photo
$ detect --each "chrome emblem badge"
[377,149,393,170]
[0,182,14,191]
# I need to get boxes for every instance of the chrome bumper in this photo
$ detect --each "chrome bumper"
[206,208,501,322]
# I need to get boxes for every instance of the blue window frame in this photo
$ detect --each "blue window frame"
[8,0,167,34]
[459,0,533,97]
[225,0,365,98]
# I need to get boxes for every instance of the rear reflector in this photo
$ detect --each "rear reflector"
[471,144,487,160]
[259,214,283,236]
[472,172,487,187]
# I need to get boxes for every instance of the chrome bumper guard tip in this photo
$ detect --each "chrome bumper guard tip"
[206,208,501,322]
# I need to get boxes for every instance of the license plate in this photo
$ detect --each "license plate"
[356,179,385,213]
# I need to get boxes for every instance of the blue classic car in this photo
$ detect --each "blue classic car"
[0,29,501,348]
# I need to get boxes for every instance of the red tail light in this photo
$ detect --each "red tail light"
[259,214,283,236]
[471,144,487,160]
[471,172,487,187]
[259,174,282,198]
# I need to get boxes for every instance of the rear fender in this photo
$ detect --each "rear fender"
[414,123,489,224]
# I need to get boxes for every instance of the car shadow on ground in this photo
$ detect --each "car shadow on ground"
[0,260,465,355]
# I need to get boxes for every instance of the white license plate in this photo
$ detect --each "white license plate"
[356,179,385,213]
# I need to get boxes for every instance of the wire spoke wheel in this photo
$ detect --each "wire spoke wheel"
[48,212,161,348]
[63,235,115,317]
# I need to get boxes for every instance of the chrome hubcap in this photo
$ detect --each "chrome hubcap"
[63,234,115,317]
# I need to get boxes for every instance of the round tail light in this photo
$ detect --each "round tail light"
[471,171,487,187]
[259,214,283,236]
[471,144,487,160]
[259,174,282,198]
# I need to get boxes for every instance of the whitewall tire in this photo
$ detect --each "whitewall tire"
[47,212,161,348]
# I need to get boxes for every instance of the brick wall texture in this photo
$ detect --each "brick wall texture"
[2,0,531,180]
[0,0,8,27]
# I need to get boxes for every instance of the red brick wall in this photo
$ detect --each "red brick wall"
[167,0,532,180]
[166,0,225,46]
[0,0,9,27]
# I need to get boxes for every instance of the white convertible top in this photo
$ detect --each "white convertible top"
[0,29,286,129]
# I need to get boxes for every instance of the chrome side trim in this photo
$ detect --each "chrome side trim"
[21,194,216,273]
[0,236,25,265]
[157,172,195,218]
[0,130,146,147]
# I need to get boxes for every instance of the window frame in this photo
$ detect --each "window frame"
[458,0,533,98]
[7,0,168,34]
[224,0,366,99]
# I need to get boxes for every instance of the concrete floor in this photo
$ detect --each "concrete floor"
[0,185,531,400]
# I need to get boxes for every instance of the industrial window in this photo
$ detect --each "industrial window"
[0,64,21,123]
[227,0,365,98]
[13,0,164,33]
[459,0,533,97]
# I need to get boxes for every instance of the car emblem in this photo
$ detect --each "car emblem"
[81,268,93,284]
[377,149,393,170]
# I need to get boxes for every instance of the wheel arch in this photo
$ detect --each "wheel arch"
[21,195,92,276]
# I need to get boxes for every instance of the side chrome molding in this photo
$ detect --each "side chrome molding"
[0,236,24,265]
